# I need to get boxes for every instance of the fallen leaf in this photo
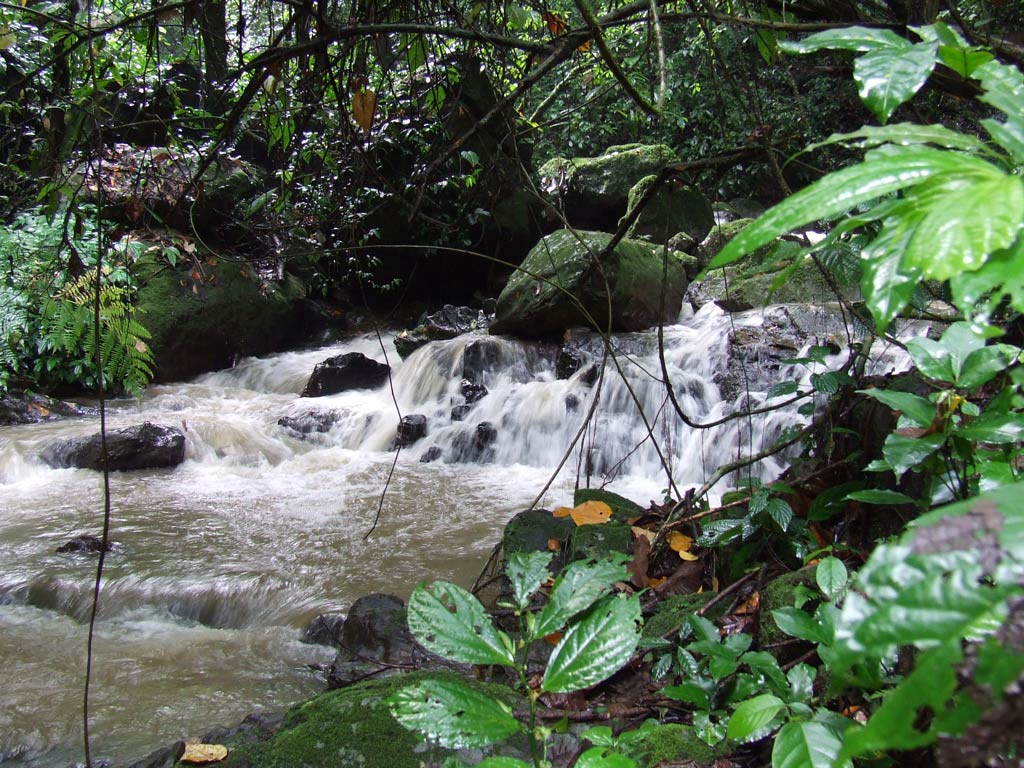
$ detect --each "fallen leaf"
[667,531,695,559]
[627,534,650,589]
[544,631,563,646]
[547,538,562,551]
[552,506,574,518]
[570,500,613,526]
[181,743,228,764]
[631,526,656,543]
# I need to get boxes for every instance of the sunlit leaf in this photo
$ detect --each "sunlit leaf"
[853,41,937,124]
[779,27,907,55]
[534,558,627,638]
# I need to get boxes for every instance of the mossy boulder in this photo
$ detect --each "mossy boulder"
[621,175,715,246]
[574,488,645,524]
[538,144,679,231]
[571,521,633,562]
[490,229,688,338]
[620,722,735,767]
[219,671,523,768]
[642,592,718,640]
[759,565,820,648]
[134,251,306,382]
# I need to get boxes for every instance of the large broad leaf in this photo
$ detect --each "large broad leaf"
[951,238,1024,318]
[574,747,637,768]
[773,721,849,768]
[976,60,1024,163]
[533,558,627,638]
[707,147,997,271]
[727,693,786,742]
[958,344,1021,390]
[903,174,1024,281]
[505,551,551,611]
[388,677,521,749]
[541,594,641,693]
[815,557,848,600]
[881,432,945,477]
[915,22,993,78]
[779,27,907,54]
[854,41,938,124]
[807,123,993,155]
[857,388,935,427]
[407,581,514,666]
[956,411,1024,444]
[860,225,921,332]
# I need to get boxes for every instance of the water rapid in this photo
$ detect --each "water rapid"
[0,303,909,766]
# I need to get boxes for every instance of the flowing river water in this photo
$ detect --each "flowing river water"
[0,303,906,766]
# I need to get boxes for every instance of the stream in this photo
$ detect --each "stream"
[0,303,906,766]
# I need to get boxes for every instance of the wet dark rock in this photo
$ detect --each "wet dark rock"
[715,298,755,313]
[580,364,600,386]
[556,347,582,380]
[462,338,502,384]
[503,509,575,575]
[394,305,489,359]
[419,446,443,463]
[390,414,427,449]
[277,409,341,436]
[450,422,497,463]
[461,379,489,404]
[56,534,112,554]
[302,352,389,397]
[122,740,185,768]
[41,422,186,471]
[0,390,97,426]
[302,612,346,649]
[327,593,463,689]
[565,394,580,412]
[450,404,472,422]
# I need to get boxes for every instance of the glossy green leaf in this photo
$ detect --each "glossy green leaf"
[959,344,1021,390]
[905,336,955,383]
[533,558,628,638]
[976,60,1024,162]
[882,432,944,476]
[854,41,937,124]
[903,175,1024,280]
[844,489,916,505]
[956,412,1024,444]
[772,720,848,768]
[476,758,532,768]
[541,594,641,693]
[779,26,907,55]
[388,678,521,749]
[773,607,831,645]
[765,498,793,532]
[951,238,1024,318]
[807,123,993,155]
[407,581,515,666]
[581,725,615,747]
[857,388,935,426]
[505,551,551,611]
[727,694,786,742]
[707,147,996,271]
[815,557,848,600]
[662,679,712,709]
[768,380,800,397]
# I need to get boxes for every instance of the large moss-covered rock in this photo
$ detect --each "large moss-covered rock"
[539,144,679,230]
[621,175,715,245]
[491,229,688,338]
[134,251,305,382]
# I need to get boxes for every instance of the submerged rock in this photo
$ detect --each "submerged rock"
[449,421,497,463]
[55,534,113,554]
[41,422,186,471]
[491,229,688,338]
[393,305,489,359]
[302,352,390,397]
[301,612,346,649]
[460,379,488,404]
[462,338,502,384]
[390,414,427,449]
[278,409,342,436]
[0,390,97,426]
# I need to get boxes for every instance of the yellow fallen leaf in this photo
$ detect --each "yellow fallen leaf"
[181,743,228,764]
[667,531,693,552]
[570,500,613,526]
[552,506,574,518]
[678,550,700,561]
[631,526,656,543]
[352,89,377,131]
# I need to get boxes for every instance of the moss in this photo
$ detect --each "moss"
[573,488,644,524]
[503,509,575,556]
[571,521,633,562]
[134,249,304,381]
[218,671,519,768]
[759,565,820,647]
[621,723,734,768]
[622,175,714,245]
[642,592,718,640]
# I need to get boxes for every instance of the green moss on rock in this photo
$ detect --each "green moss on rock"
[571,521,633,562]
[491,229,688,338]
[573,488,645,524]
[621,175,714,245]
[621,722,734,768]
[759,565,820,647]
[642,592,717,640]
[134,250,304,382]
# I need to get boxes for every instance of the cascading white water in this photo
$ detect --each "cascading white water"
[0,302,911,767]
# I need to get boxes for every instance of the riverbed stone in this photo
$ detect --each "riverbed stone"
[302,352,389,397]
[461,379,488,404]
[393,305,489,359]
[0,390,97,426]
[301,612,346,649]
[55,534,113,554]
[40,422,186,471]
[390,414,427,449]
[449,421,497,463]
[462,338,502,384]
[621,174,715,245]
[491,229,689,338]
[277,409,342,436]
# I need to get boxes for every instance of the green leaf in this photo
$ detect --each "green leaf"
[951,237,1024,319]
[575,747,637,768]
[533,558,627,638]
[958,343,1020,390]
[476,758,532,768]
[779,26,907,55]
[772,607,831,645]
[407,582,515,666]
[902,175,1024,280]
[809,122,994,155]
[541,594,641,693]
[955,412,1024,444]
[975,59,1024,163]
[765,498,793,532]
[662,680,712,709]
[844,489,916,505]
[727,694,786,742]
[505,551,551,610]
[857,388,935,427]
[581,725,615,747]
[388,678,521,749]
[853,41,938,124]
[768,380,800,397]
[772,721,849,768]
[815,557,848,600]
[707,147,998,271]
[882,432,945,477]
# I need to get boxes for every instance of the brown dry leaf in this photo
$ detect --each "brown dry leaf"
[570,500,613,526]
[543,11,567,35]
[552,506,574,518]
[627,534,650,589]
[547,538,562,551]
[181,743,228,764]
[544,631,563,646]
[577,39,592,52]
[631,526,656,543]
[352,90,377,131]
